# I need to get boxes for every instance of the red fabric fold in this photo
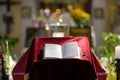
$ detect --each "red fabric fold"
[90,49,108,80]
[12,49,30,80]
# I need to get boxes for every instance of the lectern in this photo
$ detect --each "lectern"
[12,36,107,80]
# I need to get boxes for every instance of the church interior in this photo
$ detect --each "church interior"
[0,0,120,80]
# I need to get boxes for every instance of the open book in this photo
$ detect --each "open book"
[44,41,81,59]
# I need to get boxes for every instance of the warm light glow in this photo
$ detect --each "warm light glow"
[57,22,60,26]
[58,16,63,22]
[67,5,73,11]
[45,26,49,30]
[45,24,50,30]
[59,18,63,22]
[55,9,61,15]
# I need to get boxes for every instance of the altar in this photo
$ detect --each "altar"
[12,36,107,80]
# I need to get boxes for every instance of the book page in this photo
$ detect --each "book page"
[44,44,62,59]
[71,47,82,58]
[62,41,80,58]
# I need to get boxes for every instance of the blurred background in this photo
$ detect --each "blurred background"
[0,0,120,80]
[0,0,119,59]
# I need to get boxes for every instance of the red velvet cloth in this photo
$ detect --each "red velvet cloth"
[30,59,97,80]
[12,36,107,80]
[12,49,30,80]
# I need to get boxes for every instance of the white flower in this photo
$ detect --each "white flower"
[44,8,51,16]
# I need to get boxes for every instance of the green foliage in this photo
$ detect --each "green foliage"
[0,33,18,75]
[0,34,18,53]
[99,32,120,58]
[98,32,120,80]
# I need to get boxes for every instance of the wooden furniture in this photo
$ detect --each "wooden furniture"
[70,27,92,46]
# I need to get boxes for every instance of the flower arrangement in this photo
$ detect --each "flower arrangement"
[70,7,90,28]
[32,8,51,29]
[0,33,18,79]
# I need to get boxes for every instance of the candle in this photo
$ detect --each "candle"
[115,45,120,59]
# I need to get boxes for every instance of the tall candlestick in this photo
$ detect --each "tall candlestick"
[115,45,120,59]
